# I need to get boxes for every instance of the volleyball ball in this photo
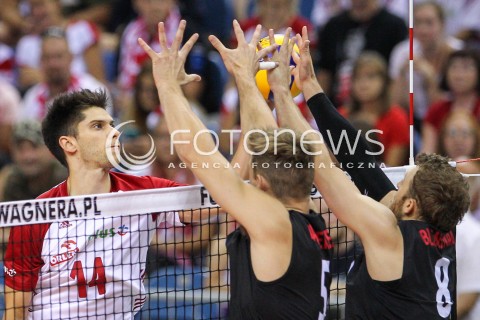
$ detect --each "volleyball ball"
[255,34,301,100]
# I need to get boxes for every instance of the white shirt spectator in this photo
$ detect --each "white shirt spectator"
[0,43,15,85]
[16,20,99,77]
[21,73,109,121]
[457,213,480,320]
[0,80,20,124]
[435,0,480,36]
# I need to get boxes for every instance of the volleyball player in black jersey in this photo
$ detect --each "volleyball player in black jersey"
[291,26,470,319]
[140,20,333,320]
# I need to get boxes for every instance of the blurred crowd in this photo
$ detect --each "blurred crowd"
[1,0,480,318]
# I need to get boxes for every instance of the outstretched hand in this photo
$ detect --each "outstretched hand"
[291,26,317,91]
[266,27,294,93]
[208,20,278,79]
[138,20,201,88]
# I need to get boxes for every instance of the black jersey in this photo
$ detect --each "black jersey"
[346,220,457,319]
[226,210,333,320]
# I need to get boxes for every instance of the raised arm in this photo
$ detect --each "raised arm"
[293,27,396,203]
[266,28,311,134]
[210,22,279,179]
[288,28,403,280]
[138,20,289,246]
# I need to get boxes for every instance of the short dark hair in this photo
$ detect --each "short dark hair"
[248,128,314,201]
[439,49,480,93]
[408,153,470,231]
[42,89,109,167]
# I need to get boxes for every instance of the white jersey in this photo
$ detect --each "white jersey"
[30,215,158,319]
[4,172,184,319]
[16,20,99,76]
[20,73,109,120]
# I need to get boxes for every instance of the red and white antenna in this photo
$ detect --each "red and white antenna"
[408,0,415,166]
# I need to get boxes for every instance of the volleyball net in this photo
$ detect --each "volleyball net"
[0,167,472,319]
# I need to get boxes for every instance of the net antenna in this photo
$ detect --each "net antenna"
[408,0,415,166]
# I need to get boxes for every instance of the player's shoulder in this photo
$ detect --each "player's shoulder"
[37,180,67,199]
[109,171,184,191]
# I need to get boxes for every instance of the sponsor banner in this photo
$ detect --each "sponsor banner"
[0,168,409,227]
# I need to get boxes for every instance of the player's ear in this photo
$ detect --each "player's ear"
[59,136,77,154]
[255,174,272,193]
[402,197,417,218]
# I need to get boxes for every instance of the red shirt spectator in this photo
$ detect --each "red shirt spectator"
[424,98,480,132]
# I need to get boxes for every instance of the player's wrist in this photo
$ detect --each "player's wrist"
[234,73,257,89]
[156,80,182,94]
[302,80,323,101]
[270,84,290,96]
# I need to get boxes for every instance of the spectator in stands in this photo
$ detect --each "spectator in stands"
[236,0,315,45]
[390,1,461,134]
[0,42,16,85]
[438,110,480,163]
[0,120,67,202]
[20,27,108,121]
[0,0,31,45]
[60,0,112,29]
[182,48,220,128]
[0,119,66,280]
[0,80,21,169]
[16,0,105,90]
[422,50,480,154]
[178,0,233,47]
[434,0,480,41]
[338,52,409,166]
[315,0,407,105]
[121,61,161,133]
[117,0,181,111]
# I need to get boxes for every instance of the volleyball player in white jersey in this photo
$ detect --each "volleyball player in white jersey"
[3,89,185,319]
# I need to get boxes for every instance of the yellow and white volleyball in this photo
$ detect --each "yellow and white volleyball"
[255,34,301,100]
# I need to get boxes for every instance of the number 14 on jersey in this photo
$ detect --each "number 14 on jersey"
[70,257,107,298]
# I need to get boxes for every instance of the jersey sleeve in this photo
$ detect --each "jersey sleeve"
[4,223,50,291]
[147,176,186,188]
[307,93,396,201]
